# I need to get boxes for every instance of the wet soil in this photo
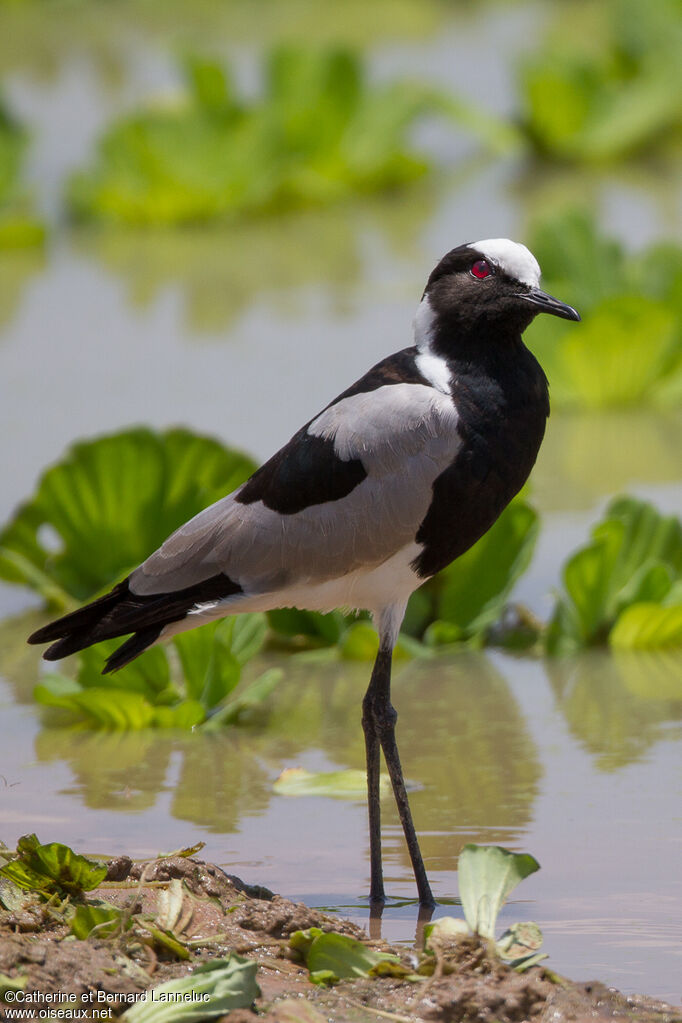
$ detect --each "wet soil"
[0,853,680,1023]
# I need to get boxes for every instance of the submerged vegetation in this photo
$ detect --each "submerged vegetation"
[67,49,449,226]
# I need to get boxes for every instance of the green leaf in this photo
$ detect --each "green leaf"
[0,973,27,997]
[173,614,268,710]
[517,0,682,162]
[458,844,540,940]
[423,916,469,950]
[496,921,545,969]
[122,955,260,1023]
[0,834,107,895]
[67,48,447,227]
[34,684,157,729]
[273,767,390,800]
[414,500,538,641]
[547,496,682,652]
[532,296,678,408]
[0,99,45,251]
[268,607,346,646]
[289,929,404,986]
[201,668,282,729]
[152,700,205,729]
[610,603,682,649]
[69,902,123,939]
[0,426,255,604]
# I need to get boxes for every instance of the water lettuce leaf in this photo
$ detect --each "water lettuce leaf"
[0,426,255,606]
[610,603,682,649]
[0,834,107,895]
[122,955,260,1023]
[458,844,540,940]
[34,613,278,730]
[407,499,539,645]
[69,901,123,939]
[526,209,682,409]
[547,496,682,653]
[273,766,390,799]
[68,48,447,226]
[517,0,682,162]
[290,928,406,986]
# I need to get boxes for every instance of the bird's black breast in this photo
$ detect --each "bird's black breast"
[414,342,549,579]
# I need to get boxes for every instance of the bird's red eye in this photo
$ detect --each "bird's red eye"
[470,259,492,279]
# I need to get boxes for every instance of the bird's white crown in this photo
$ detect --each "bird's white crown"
[471,238,541,288]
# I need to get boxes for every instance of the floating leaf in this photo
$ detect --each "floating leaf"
[458,844,540,940]
[122,955,260,1023]
[273,767,390,800]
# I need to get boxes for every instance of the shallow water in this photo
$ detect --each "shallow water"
[0,0,681,1004]
[1,636,681,1000]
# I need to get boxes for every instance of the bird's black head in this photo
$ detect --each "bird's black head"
[417,238,580,344]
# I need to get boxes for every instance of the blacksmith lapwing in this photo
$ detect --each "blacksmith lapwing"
[29,238,580,907]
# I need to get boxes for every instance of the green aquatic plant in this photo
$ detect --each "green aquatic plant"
[405,498,540,647]
[67,48,448,226]
[0,426,256,606]
[34,613,281,729]
[290,928,408,986]
[0,833,106,896]
[526,208,682,408]
[0,100,45,248]
[424,844,545,972]
[546,496,682,654]
[518,0,682,163]
[122,957,260,1022]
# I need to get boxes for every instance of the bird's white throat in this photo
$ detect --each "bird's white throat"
[413,296,451,394]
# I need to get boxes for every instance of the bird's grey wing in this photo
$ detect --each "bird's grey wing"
[130,382,460,598]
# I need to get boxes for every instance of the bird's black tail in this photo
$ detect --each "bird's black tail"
[27,573,241,673]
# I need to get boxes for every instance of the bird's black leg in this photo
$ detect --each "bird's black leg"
[362,645,435,908]
[362,650,386,905]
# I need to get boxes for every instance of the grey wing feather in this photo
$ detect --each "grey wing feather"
[130,383,460,597]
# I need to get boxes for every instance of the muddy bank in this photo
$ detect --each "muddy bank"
[1,853,680,1023]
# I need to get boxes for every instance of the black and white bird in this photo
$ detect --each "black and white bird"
[29,238,580,907]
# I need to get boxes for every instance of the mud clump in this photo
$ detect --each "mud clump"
[0,853,680,1023]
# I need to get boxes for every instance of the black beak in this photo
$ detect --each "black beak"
[519,288,581,322]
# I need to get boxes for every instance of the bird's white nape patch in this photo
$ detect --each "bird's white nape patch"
[471,238,541,288]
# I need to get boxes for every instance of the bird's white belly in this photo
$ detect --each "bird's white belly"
[160,541,424,641]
